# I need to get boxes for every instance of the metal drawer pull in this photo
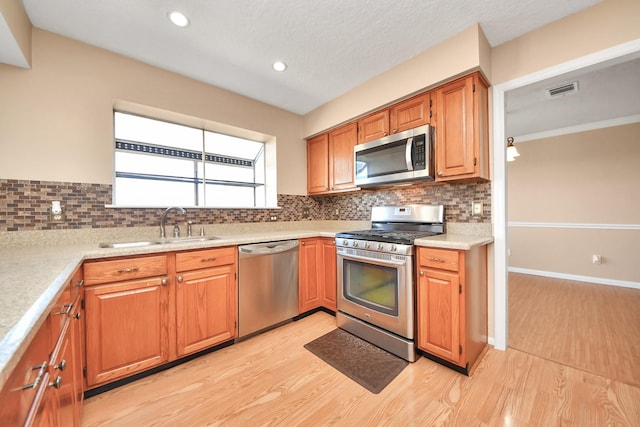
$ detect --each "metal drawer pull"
[20,362,48,390]
[161,278,168,286]
[117,267,139,274]
[74,279,84,287]
[201,257,217,262]
[54,303,73,315]
[177,276,183,283]
[74,312,81,320]
[54,360,67,371]
[428,257,446,263]
[49,376,62,389]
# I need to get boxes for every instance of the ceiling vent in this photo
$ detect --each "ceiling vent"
[545,81,579,98]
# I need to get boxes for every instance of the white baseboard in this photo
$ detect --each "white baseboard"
[488,337,496,347]
[508,267,640,290]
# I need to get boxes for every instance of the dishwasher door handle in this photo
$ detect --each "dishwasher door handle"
[239,240,299,256]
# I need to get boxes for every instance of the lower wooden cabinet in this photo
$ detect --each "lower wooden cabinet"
[84,276,170,387]
[299,238,337,312]
[0,267,84,427]
[83,247,238,388]
[416,245,488,374]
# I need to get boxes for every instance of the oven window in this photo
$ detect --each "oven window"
[343,259,398,316]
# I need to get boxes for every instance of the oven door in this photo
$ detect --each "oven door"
[336,247,414,339]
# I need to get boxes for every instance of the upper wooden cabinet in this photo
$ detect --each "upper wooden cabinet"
[390,92,431,134]
[307,133,329,194]
[357,110,390,144]
[434,73,489,181]
[307,122,359,195]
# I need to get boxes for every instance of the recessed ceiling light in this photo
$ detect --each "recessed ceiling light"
[272,61,287,72]
[168,11,190,27]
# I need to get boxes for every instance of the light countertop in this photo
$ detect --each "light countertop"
[0,221,492,389]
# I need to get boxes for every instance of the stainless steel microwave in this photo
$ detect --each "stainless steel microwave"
[354,124,434,187]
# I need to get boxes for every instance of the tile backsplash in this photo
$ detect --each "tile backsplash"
[0,179,491,232]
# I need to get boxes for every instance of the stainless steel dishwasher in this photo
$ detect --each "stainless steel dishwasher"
[238,240,299,338]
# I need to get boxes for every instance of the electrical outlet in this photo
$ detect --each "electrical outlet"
[302,208,310,218]
[335,208,339,216]
[592,254,602,264]
[471,201,483,216]
[270,215,277,221]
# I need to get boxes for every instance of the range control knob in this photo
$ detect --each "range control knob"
[377,243,384,250]
[364,242,370,249]
[342,239,349,246]
[390,245,397,252]
[353,241,359,248]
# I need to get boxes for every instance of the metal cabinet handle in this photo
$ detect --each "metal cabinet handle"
[117,267,139,274]
[54,304,73,315]
[49,376,62,389]
[74,279,84,287]
[74,312,81,320]
[201,257,216,262]
[161,278,168,286]
[21,362,48,390]
[428,257,446,263]
[54,360,67,371]
[419,271,424,276]
[392,128,397,133]
[177,276,183,283]
[438,171,443,176]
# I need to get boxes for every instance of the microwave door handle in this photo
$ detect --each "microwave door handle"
[405,137,414,171]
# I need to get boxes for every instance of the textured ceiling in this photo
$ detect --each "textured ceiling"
[19,0,601,115]
[506,53,640,138]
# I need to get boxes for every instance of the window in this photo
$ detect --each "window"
[113,112,265,207]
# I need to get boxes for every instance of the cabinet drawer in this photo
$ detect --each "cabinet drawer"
[419,248,459,272]
[84,255,168,285]
[176,246,236,272]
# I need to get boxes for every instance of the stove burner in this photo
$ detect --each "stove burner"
[335,229,441,245]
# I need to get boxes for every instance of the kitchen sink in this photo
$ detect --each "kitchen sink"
[99,236,220,249]
[98,240,163,249]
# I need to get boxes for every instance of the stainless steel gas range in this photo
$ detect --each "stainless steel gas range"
[335,205,444,362]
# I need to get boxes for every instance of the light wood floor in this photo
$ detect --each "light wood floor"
[509,272,640,387]
[82,310,640,426]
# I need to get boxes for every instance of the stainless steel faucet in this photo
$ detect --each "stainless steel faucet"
[160,206,186,238]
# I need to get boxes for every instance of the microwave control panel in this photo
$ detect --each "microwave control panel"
[412,134,426,170]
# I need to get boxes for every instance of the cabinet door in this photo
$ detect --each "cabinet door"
[307,133,329,194]
[417,268,461,365]
[390,92,431,134]
[85,277,170,387]
[321,238,337,311]
[357,110,389,143]
[49,319,75,427]
[176,265,237,357]
[328,122,358,191]
[435,76,476,179]
[299,239,321,313]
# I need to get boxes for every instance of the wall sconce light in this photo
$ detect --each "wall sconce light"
[507,137,520,162]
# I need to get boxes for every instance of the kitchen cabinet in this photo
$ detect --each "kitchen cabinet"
[307,122,359,195]
[0,268,84,427]
[307,133,330,194]
[416,245,487,374]
[357,110,390,143]
[389,92,431,134]
[84,255,170,387]
[434,73,489,181]
[299,238,337,312]
[175,247,238,357]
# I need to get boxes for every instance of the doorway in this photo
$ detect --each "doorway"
[491,38,640,352]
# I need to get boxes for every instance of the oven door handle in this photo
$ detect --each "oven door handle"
[339,252,408,267]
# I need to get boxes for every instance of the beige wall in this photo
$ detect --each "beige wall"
[0,29,307,196]
[507,123,640,282]
[302,24,492,137]
[492,0,640,84]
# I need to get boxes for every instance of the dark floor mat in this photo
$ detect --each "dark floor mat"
[304,328,408,394]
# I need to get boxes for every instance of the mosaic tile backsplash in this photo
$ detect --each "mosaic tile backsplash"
[0,179,491,232]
